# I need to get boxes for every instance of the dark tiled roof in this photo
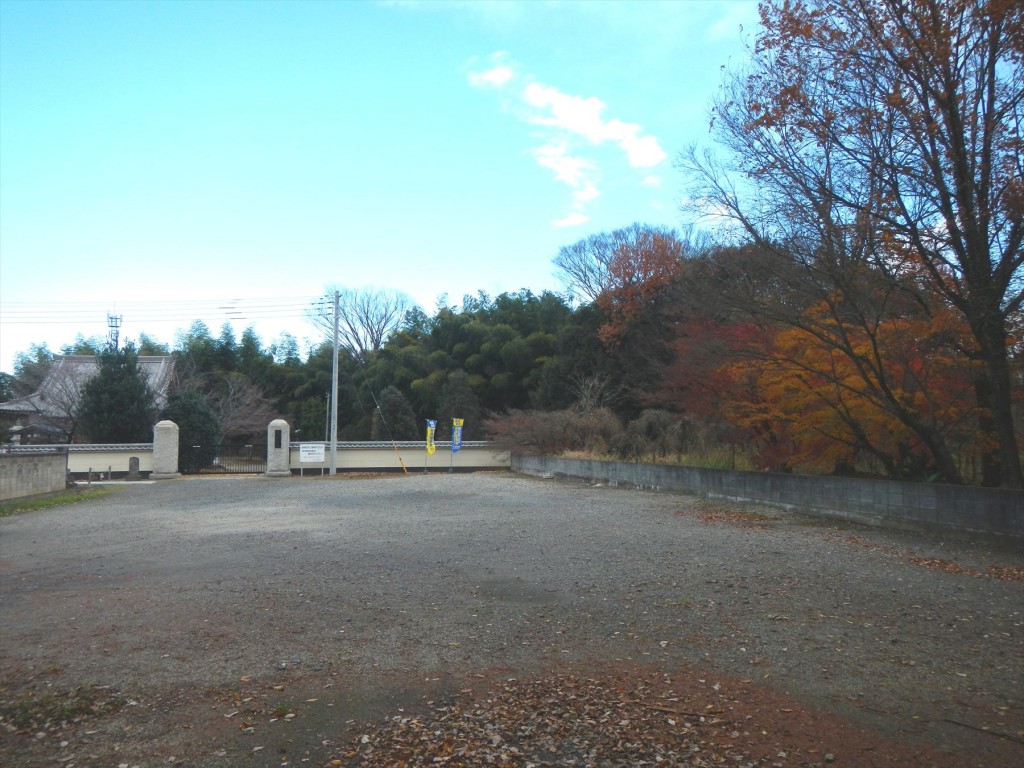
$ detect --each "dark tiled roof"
[0,355,175,418]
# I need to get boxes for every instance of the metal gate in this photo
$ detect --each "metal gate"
[181,444,267,474]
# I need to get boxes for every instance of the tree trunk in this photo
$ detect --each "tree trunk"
[972,310,1023,488]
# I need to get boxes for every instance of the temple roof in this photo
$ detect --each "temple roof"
[0,355,175,419]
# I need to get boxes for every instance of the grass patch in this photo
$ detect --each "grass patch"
[0,486,117,518]
[0,685,126,731]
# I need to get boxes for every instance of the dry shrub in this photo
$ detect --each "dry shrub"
[613,409,695,461]
[484,408,623,455]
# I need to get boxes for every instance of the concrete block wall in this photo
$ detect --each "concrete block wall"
[0,452,67,502]
[512,455,1024,537]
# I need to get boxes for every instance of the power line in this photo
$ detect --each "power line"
[0,297,320,325]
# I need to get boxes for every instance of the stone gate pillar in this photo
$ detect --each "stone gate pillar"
[151,420,181,480]
[265,419,291,477]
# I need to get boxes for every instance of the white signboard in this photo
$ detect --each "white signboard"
[299,443,326,463]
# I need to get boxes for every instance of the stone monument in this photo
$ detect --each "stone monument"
[151,420,181,479]
[265,419,291,477]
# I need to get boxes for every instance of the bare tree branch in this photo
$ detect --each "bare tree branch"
[308,287,415,359]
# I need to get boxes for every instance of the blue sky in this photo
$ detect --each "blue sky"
[0,0,758,373]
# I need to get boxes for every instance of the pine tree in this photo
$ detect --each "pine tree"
[77,343,157,443]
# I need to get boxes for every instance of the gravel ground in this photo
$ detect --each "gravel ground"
[0,471,1021,767]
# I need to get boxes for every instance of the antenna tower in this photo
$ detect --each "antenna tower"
[107,312,123,350]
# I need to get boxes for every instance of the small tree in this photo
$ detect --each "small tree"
[210,372,278,443]
[161,391,221,470]
[77,343,157,443]
[38,358,90,442]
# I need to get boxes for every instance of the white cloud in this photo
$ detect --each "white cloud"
[467,51,519,88]
[642,175,662,187]
[573,183,600,204]
[678,194,738,229]
[468,64,516,88]
[532,142,593,188]
[522,84,666,168]
[469,51,666,227]
[553,211,590,228]
[617,133,667,168]
[523,84,606,141]
[532,143,601,224]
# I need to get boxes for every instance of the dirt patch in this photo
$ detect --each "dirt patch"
[1,474,1021,766]
[3,661,1018,767]
[341,662,1020,768]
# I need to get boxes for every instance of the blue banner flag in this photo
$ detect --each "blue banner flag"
[451,418,464,453]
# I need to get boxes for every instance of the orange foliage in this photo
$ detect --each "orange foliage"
[722,301,980,477]
[596,230,683,346]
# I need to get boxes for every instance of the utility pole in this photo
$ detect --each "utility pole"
[329,289,340,474]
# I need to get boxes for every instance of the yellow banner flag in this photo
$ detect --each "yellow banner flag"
[425,420,437,455]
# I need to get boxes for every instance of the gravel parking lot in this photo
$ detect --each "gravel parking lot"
[1,472,1021,767]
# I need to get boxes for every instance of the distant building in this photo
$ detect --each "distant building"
[0,355,175,444]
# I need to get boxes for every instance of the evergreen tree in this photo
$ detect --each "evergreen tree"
[174,321,217,375]
[12,343,54,398]
[138,333,171,355]
[0,372,14,403]
[270,332,301,365]
[77,343,157,442]
[0,372,14,439]
[161,390,221,470]
[371,385,419,440]
[238,326,273,383]
[61,334,105,355]
[439,370,481,440]
[215,323,238,372]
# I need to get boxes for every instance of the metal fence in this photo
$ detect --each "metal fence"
[181,444,267,475]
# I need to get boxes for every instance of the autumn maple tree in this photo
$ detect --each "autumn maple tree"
[723,297,981,479]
